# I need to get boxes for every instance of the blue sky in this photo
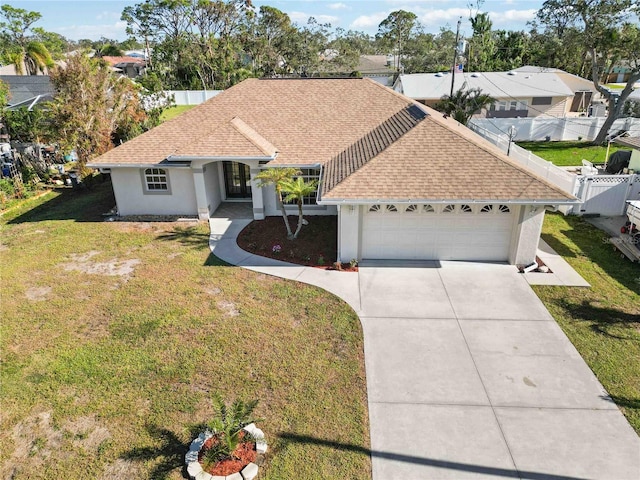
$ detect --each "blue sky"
[8,0,544,41]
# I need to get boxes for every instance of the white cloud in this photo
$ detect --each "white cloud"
[52,21,128,41]
[490,9,537,24]
[350,12,389,30]
[328,2,349,10]
[289,11,339,25]
[415,7,469,26]
[96,10,120,21]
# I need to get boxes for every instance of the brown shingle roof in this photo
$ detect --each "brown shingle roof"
[90,77,574,202]
[322,107,574,202]
[323,105,426,193]
[102,56,145,66]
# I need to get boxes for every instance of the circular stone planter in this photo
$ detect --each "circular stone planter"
[185,424,267,480]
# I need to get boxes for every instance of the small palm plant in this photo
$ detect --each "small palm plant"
[281,176,318,239]
[255,167,300,239]
[200,396,261,470]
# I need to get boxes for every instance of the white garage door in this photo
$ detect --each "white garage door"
[361,203,516,261]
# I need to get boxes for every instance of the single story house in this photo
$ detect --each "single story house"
[101,56,146,78]
[394,67,596,119]
[88,78,577,265]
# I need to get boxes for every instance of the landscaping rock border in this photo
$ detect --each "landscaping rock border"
[185,424,267,480]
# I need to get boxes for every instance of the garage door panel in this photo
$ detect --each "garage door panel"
[362,205,515,262]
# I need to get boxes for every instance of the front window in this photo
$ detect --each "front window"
[142,168,170,193]
[285,168,320,206]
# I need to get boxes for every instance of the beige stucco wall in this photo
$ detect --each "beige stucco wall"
[509,205,545,265]
[528,97,568,118]
[110,167,197,216]
[203,162,222,215]
[337,205,361,262]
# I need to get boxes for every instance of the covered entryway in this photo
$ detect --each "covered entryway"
[222,161,252,198]
[361,203,516,262]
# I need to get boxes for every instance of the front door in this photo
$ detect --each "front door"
[223,161,252,198]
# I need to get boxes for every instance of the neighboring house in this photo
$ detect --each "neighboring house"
[101,56,146,78]
[88,78,577,265]
[355,55,398,87]
[394,66,597,119]
[0,75,55,110]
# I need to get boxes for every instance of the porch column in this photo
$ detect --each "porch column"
[249,167,265,220]
[192,167,209,220]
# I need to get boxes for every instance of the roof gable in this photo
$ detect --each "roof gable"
[173,117,277,158]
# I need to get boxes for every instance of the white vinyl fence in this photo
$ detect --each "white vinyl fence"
[164,90,222,105]
[575,174,640,216]
[469,121,640,216]
[470,117,640,142]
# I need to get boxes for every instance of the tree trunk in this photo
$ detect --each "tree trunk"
[593,71,640,145]
[277,191,293,238]
[293,200,304,239]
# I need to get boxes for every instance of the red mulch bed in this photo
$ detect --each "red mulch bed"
[199,434,257,476]
[237,215,357,270]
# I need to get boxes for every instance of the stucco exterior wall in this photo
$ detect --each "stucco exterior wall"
[510,205,545,265]
[111,167,197,216]
[337,205,361,262]
[203,162,222,215]
[262,185,337,217]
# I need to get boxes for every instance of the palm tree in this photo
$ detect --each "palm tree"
[254,167,300,238]
[281,176,318,239]
[434,87,494,126]
[9,41,54,75]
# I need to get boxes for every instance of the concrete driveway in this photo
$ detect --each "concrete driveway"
[209,219,640,480]
[359,261,639,480]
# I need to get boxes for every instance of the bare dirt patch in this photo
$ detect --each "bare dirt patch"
[25,286,52,301]
[1,411,64,479]
[100,459,142,480]
[204,286,221,296]
[61,252,141,279]
[217,300,240,317]
[63,415,111,453]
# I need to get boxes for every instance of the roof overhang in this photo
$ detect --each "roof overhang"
[317,198,580,206]
[166,154,276,162]
[613,136,640,150]
[86,162,191,169]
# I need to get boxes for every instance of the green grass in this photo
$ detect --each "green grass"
[517,140,625,166]
[533,213,640,433]
[0,182,370,479]
[161,105,196,122]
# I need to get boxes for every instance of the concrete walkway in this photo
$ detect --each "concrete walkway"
[209,218,640,480]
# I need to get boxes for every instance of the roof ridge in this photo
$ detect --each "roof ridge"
[322,105,428,195]
[229,116,278,157]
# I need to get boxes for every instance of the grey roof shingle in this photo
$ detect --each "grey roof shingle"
[1,75,54,105]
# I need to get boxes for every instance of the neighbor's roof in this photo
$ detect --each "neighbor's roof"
[395,70,575,100]
[90,77,574,203]
[1,75,54,105]
[101,56,145,66]
[614,136,640,149]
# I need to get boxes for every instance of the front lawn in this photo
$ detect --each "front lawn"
[0,182,371,479]
[533,213,640,434]
[517,140,624,166]
[161,105,197,122]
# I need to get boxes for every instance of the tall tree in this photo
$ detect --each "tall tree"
[536,0,640,144]
[0,4,54,75]
[468,11,497,71]
[377,10,418,72]
[48,54,146,174]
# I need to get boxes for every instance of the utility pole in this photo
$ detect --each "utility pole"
[450,17,461,97]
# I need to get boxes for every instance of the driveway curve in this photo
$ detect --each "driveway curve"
[210,218,640,480]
